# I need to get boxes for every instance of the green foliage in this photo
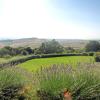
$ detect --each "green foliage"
[0,57,99,100]
[34,48,42,54]
[95,52,100,56]
[37,39,64,54]
[35,65,100,100]
[25,47,33,54]
[65,47,75,53]
[95,56,100,62]
[0,68,28,100]
[0,53,92,68]
[88,52,94,56]
[0,46,34,57]
[82,52,89,56]
[85,41,100,52]
[21,50,28,55]
[94,52,100,62]
[0,55,41,68]
[41,53,82,58]
[82,52,94,56]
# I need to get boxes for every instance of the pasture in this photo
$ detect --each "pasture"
[19,56,94,71]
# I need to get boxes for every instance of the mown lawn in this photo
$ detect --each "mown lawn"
[19,56,94,71]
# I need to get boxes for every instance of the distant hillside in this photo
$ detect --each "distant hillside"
[0,38,89,49]
[0,38,46,48]
[56,39,89,49]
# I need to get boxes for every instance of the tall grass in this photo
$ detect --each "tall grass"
[34,64,100,100]
[0,63,100,100]
[0,67,33,100]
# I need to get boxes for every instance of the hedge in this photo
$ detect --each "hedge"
[0,53,89,68]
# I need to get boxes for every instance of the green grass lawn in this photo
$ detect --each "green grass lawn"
[19,56,94,71]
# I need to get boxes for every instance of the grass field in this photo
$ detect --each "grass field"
[19,56,94,71]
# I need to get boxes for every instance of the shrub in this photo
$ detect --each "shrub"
[95,52,100,56]
[95,56,100,62]
[0,46,34,57]
[95,52,100,62]
[3,54,12,59]
[40,53,85,58]
[82,52,88,56]
[35,64,100,100]
[65,47,75,53]
[0,53,89,68]
[21,50,29,55]
[0,68,30,100]
[88,52,94,56]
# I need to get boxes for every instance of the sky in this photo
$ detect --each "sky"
[0,0,100,39]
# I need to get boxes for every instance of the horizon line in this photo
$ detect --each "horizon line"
[0,37,100,41]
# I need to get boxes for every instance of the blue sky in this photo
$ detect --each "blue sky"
[0,0,100,39]
[53,0,100,22]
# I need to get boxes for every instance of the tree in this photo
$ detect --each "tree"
[21,50,28,55]
[38,39,64,54]
[0,46,34,57]
[65,47,75,53]
[25,47,33,54]
[85,41,100,52]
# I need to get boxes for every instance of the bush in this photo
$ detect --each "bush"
[82,52,88,56]
[94,52,100,62]
[95,56,100,62]
[0,68,30,100]
[95,52,100,56]
[0,53,89,68]
[35,64,100,100]
[41,53,86,58]
[21,50,29,55]
[3,55,12,59]
[0,46,34,57]
[88,52,94,56]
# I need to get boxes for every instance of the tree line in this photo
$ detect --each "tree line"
[0,39,100,58]
[0,46,33,57]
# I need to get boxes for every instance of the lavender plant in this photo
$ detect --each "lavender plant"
[35,64,100,100]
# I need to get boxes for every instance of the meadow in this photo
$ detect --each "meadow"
[19,56,94,71]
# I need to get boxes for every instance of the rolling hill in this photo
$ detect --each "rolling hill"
[0,38,89,49]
